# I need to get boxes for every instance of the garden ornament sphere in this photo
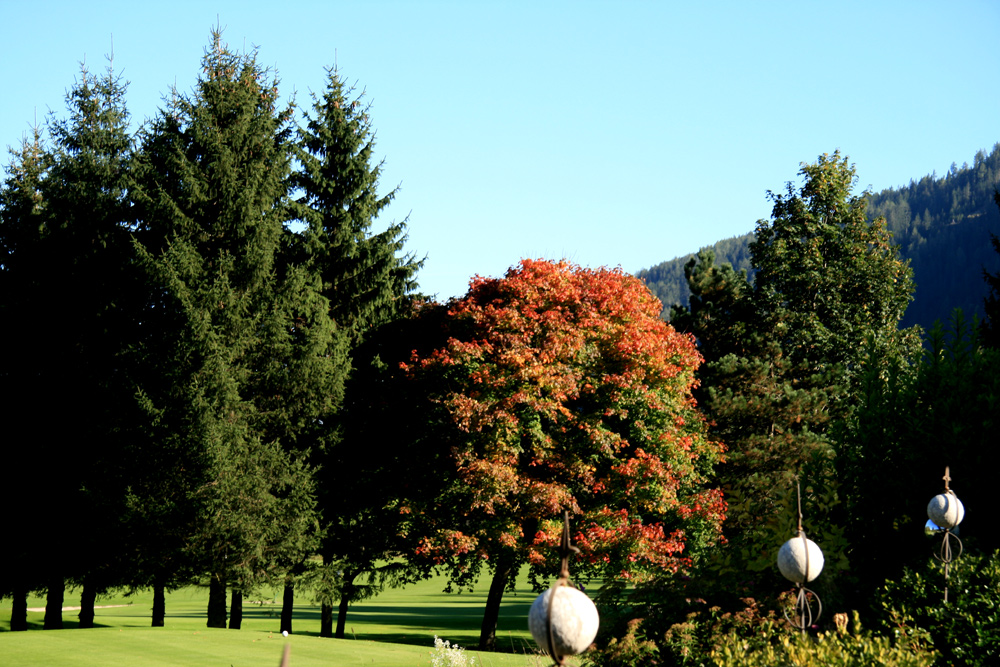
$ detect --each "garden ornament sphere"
[777,533,824,584]
[529,585,599,657]
[927,490,964,530]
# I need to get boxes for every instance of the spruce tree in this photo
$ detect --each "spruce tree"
[291,66,421,344]
[131,33,344,628]
[0,125,49,633]
[0,58,138,630]
[289,65,422,637]
[41,59,139,629]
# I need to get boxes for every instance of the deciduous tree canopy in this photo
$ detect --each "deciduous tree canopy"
[400,259,725,649]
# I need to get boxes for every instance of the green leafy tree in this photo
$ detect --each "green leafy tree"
[401,259,726,651]
[751,152,920,401]
[131,33,341,629]
[672,153,919,611]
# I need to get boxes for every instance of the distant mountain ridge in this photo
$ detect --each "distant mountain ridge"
[638,144,1000,333]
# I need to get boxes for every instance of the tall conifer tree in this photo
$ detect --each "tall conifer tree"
[131,33,345,628]
[290,66,422,637]
[0,58,138,630]
[0,125,50,633]
[291,66,421,344]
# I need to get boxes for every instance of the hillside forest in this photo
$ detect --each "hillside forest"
[2,34,999,666]
[639,144,1000,334]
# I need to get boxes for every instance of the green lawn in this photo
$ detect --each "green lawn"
[0,572,554,666]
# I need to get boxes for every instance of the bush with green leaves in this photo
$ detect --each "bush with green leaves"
[710,613,936,667]
[873,550,1000,666]
[584,594,781,667]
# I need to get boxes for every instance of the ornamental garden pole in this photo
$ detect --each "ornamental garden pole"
[777,479,824,633]
[926,466,964,604]
[528,512,600,665]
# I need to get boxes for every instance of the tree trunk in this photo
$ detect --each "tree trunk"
[478,558,514,651]
[320,602,334,638]
[207,576,227,628]
[280,580,294,634]
[43,575,64,630]
[10,585,28,631]
[78,581,97,628]
[229,589,243,629]
[335,574,355,639]
[335,593,351,639]
[152,581,166,627]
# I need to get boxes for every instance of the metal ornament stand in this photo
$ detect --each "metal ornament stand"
[782,481,823,633]
[545,511,581,667]
[932,467,964,605]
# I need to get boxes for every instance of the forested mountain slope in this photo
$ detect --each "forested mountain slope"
[639,144,1000,332]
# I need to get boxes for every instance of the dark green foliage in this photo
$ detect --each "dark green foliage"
[842,311,1000,596]
[670,248,754,364]
[874,551,1000,667]
[0,59,138,624]
[290,65,424,637]
[291,66,422,345]
[313,304,451,638]
[129,33,340,621]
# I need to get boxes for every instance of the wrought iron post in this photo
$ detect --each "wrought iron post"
[777,480,824,633]
[528,511,600,665]
[927,466,964,604]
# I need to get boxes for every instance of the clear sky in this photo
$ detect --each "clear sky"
[3,1,998,301]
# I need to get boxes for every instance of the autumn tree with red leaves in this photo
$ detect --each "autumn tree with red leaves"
[400,259,725,651]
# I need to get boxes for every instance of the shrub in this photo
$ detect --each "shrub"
[711,612,936,667]
[874,550,1000,667]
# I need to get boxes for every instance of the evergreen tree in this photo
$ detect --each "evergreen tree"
[0,125,50,633]
[289,65,422,637]
[0,58,138,630]
[42,58,139,629]
[291,66,421,345]
[131,33,343,628]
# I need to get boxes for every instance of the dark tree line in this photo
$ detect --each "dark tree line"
[640,144,1000,334]
[0,33,420,633]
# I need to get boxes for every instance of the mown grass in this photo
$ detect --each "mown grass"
[0,571,555,666]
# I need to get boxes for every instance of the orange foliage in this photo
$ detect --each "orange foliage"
[403,259,725,583]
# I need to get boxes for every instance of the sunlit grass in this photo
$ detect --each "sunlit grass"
[0,571,552,666]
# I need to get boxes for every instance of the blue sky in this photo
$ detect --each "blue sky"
[3,1,998,301]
